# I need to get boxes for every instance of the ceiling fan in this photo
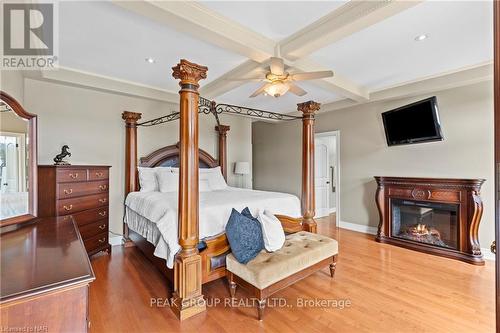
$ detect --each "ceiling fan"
[231,57,334,98]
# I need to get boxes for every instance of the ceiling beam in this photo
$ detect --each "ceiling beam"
[320,62,493,112]
[112,1,371,102]
[291,58,370,102]
[279,0,423,61]
[200,60,264,99]
[25,66,179,103]
[112,1,275,63]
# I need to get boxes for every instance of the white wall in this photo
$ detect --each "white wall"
[1,71,24,103]
[21,78,252,235]
[253,81,495,250]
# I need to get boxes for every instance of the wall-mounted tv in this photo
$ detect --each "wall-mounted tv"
[382,96,444,146]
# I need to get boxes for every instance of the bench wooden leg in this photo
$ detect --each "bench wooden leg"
[227,272,237,298]
[257,299,266,321]
[329,255,337,278]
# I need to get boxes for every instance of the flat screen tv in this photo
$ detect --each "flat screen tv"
[382,96,444,146]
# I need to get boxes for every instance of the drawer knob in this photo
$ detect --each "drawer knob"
[98,224,106,230]
[95,172,104,177]
[63,204,73,211]
[69,173,79,179]
[98,238,106,243]
[98,211,107,217]
[99,185,107,191]
[64,188,73,195]
[99,198,107,204]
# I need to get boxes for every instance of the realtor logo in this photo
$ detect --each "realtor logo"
[2,2,58,69]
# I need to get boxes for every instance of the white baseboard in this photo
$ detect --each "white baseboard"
[482,249,495,261]
[109,235,122,246]
[339,221,495,261]
[339,221,378,235]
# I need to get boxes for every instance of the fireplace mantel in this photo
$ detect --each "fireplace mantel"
[375,176,485,265]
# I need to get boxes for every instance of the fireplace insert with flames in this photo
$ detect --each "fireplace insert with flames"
[391,199,459,250]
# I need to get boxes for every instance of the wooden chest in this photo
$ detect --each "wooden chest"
[38,165,111,256]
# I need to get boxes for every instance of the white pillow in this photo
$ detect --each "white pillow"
[138,167,158,192]
[257,210,286,252]
[172,167,227,190]
[199,179,212,192]
[204,167,227,190]
[138,167,171,192]
[157,169,212,192]
[157,168,179,192]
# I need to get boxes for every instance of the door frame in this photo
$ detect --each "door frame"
[494,0,499,330]
[315,130,340,227]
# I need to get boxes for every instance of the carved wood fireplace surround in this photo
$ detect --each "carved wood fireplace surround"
[375,177,485,265]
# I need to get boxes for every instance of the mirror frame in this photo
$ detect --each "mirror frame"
[0,91,38,227]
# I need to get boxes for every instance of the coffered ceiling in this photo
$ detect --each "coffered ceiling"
[47,1,493,115]
[59,1,247,92]
[200,1,348,41]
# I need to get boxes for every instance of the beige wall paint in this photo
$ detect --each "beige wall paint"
[21,78,252,235]
[253,81,495,249]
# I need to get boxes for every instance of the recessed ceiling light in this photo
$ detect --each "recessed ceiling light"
[145,57,156,64]
[414,34,429,42]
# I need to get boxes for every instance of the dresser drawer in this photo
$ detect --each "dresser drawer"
[61,207,108,226]
[89,168,109,181]
[57,193,108,215]
[57,169,88,183]
[84,232,108,253]
[79,219,108,239]
[58,180,108,199]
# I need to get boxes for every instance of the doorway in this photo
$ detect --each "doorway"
[0,132,26,193]
[315,131,340,227]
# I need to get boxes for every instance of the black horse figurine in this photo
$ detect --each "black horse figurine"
[53,145,71,165]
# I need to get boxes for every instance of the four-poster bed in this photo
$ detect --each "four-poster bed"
[121,59,320,320]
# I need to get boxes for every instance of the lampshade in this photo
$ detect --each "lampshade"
[234,162,250,175]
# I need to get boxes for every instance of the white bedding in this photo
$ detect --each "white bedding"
[124,187,301,268]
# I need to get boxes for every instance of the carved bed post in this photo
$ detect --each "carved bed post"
[298,101,320,233]
[122,111,142,243]
[215,125,230,181]
[171,59,208,320]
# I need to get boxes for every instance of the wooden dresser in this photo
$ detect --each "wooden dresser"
[1,217,95,332]
[38,165,111,256]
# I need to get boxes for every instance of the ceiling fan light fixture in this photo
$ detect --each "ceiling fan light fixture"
[264,81,289,97]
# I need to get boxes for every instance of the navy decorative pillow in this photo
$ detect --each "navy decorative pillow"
[241,207,257,222]
[225,208,264,264]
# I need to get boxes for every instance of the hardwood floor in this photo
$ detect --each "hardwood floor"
[89,215,495,332]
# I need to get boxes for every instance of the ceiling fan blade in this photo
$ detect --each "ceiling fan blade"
[290,70,333,81]
[249,83,271,98]
[270,57,284,75]
[226,77,264,82]
[288,82,307,96]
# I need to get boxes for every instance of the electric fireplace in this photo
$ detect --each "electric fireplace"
[392,199,458,249]
[375,177,485,265]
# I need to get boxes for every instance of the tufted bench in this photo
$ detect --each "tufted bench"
[226,231,338,320]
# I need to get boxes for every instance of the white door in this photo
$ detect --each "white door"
[315,141,330,218]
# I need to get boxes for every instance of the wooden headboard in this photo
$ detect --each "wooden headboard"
[139,143,219,168]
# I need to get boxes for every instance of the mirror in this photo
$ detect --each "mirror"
[0,91,37,227]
